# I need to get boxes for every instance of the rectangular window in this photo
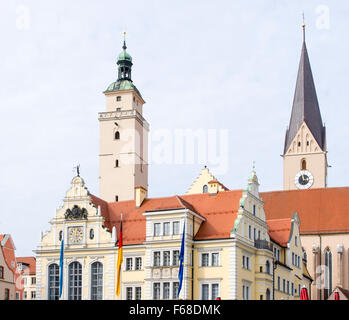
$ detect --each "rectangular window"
[173,282,179,299]
[5,289,10,300]
[253,228,256,240]
[173,221,180,235]
[298,284,301,297]
[173,250,180,266]
[248,226,251,239]
[201,284,209,300]
[126,287,133,300]
[291,283,294,296]
[242,256,246,268]
[287,281,290,294]
[163,282,170,299]
[253,204,256,215]
[283,279,286,293]
[16,292,20,300]
[126,257,133,271]
[201,253,209,267]
[153,283,160,300]
[243,285,250,300]
[153,252,161,267]
[135,257,142,270]
[246,257,250,269]
[295,236,298,246]
[211,253,219,266]
[31,291,36,299]
[154,223,161,236]
[31,277,36,285]
[292,253,295,265]
[298,256,300,268]
[163,222,170,236]
[135,287,142,300]
[211,284,219,300]
[24,291,27,299]
[0,266,3,279]
[277,277,280,291]
[163,251,170,266]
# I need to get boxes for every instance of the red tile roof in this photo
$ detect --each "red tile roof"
[90,186,348,247]
[266,218,292,247]
[90,190,243,245]
[16,257,36,275]
[261,187,349,234]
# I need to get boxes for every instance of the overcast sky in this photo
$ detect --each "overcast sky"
[0,0,348,256]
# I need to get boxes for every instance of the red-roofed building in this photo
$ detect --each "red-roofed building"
[0,234,23,300]
[17,257,36,300]
[35,168,311,300]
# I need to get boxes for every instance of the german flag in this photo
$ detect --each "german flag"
[116,215,123,296]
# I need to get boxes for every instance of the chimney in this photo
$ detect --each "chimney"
[208,180,219,195]
[135,185,147,208]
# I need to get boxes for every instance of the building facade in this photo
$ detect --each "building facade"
[17,257,36,300]
[0,234,22,300]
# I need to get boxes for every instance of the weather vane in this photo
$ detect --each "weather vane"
[73,164,80,177]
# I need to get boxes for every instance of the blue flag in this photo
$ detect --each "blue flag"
[177,222,185,297]
[59,237,64,299]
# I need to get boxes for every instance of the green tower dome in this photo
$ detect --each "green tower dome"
[117,47,132,62]
[104,36,142,98]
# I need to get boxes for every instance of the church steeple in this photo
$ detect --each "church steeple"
[284,25,326,154]
[283,25,328,190]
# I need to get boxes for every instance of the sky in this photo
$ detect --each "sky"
[0,0,348,256]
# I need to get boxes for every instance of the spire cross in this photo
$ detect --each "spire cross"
[302,12,306,42]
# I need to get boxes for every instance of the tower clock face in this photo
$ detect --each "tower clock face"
[294,170,314,189]
[69,227,83,244]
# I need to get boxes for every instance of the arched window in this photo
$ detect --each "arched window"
[68,262,82,300]
[324,248,332,299]
[265,260,270,274]
[89,229,94,240]
[115,131,120,140]
[266,288,271,300]
[91,262,103,300]
[203,185,208,193]
[59,231,63,241]
[301,159,307,170]
[48,264,60,300]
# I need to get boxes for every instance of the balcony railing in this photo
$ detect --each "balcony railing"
[254,239,273,252]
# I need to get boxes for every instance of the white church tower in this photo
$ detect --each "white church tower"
[99,36,149,202]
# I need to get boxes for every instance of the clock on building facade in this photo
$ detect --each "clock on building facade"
[69,227,83,244]
[294,170,314,189]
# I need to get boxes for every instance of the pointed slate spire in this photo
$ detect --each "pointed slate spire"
[284,25,325,154]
